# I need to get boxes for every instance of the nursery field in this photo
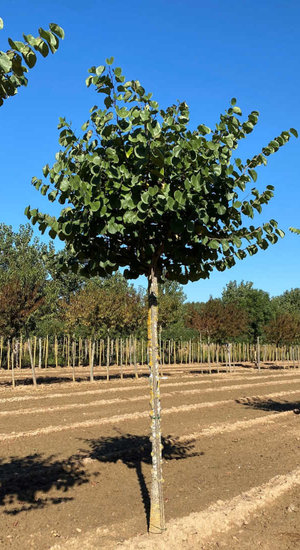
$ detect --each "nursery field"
[0,365,299,549]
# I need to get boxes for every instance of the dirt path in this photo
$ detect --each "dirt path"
[0,368,299,549]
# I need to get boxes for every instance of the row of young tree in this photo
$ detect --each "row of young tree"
[1,223,299,345]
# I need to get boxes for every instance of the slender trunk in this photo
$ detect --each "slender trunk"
[72,340,76,382]
[133,337,139,379]
[257,336,260,372]
[106,336,110,381]
[28,339,37,388]
[33,336,37,371]
[90,340,95,382]
[19,335,22,369]
[11,345,15,388]
[38,338,42,369]
[0,336,3,369]
[148,267,165,534]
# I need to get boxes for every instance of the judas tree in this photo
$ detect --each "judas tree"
[26,58,297,533]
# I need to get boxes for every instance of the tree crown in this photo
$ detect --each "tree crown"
[26,58,297,283]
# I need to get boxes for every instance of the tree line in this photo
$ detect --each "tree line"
[0,223,299,345]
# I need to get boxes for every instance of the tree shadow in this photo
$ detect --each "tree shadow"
[0,453,90,515]
[0,371,150,388]
[78,431,203,530]
[236,396,300,413]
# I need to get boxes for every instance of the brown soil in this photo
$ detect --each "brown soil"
[0,366,299,549]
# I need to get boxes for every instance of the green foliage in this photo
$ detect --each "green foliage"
[0,224,49,336]
[62,273,145,338]
[222,280,272,341]
[0,223,48,287]
[0,18,64,105]
[271,288,300,317]
[27,60,296,284]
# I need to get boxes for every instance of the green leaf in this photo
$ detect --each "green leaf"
[106,56,114,65]
[222,240,230,252]
[0,52,12,72]
[208,240,219,249]
[289,227,300,235]
[116,106,128,119]
[290,128,298,138]
[49,23,65,39]
[96,65,105,76]
[248,169,257,182]
[0,17,3,30]
[232,106,242,115]
[230,97,237,106]
[217,204,227,215]
[114,67,122,77]
[91,201,100,212]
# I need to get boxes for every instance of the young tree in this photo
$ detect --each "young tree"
[0,17,64,105]
[0,276,44,338]
[63,274,145,337]
[186,298,248,342]
[158,280,186,335]
[222,280,272,341]
[26,59,297,533]
[264,312,300,346]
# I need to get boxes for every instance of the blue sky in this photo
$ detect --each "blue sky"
[1,0,299,302]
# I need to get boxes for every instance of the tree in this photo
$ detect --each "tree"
[0,224,49,336]
[158,280,186,338]
[26,58,296,533]
[186,298,248,342]
[222,280,272,341]
[271,288,300,317]
[0,276,44,338]
[264,312,300,346]
[63,274,145,338]
[0,18,64,105]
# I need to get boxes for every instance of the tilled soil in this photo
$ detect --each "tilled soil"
[0,366,299,549]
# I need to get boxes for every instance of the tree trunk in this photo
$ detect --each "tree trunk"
[148,267,165,534]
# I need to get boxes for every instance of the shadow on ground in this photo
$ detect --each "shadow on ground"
[0,453,90,515]
[79,432,203,530]
[0,371,150,388]
[236,396,300,413]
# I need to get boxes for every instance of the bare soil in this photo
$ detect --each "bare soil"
[0,365,299,549]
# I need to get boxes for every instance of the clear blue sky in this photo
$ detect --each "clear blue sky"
[1,0,299,302]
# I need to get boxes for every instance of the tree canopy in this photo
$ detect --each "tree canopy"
[26,59,297,284]
[186,298,248,342]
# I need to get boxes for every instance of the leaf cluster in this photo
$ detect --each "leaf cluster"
[0,19,64,105]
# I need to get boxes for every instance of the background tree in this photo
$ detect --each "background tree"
[63,273,145,338]
[271,288,300,317]
[186,298,248,342]
[27,59,296,533]
[222,280,272,341]
[0,224,49,336]
[158,280,187,339]
[264,312,300,345]
[0,276,44,338]
[0,18,64,105]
